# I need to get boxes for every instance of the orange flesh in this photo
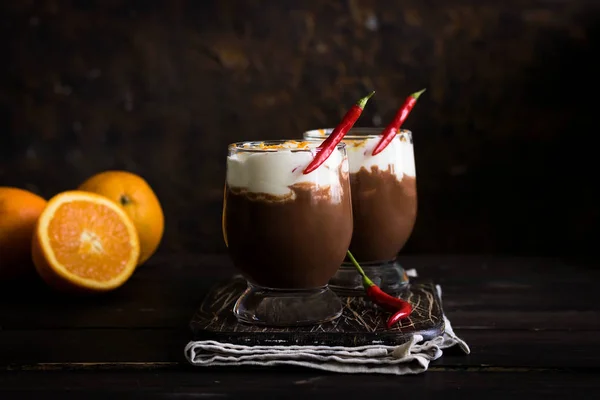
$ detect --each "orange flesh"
[47,200,133,282]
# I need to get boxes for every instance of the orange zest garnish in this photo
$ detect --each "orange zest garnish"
[234,140,314,151]
[31,191,140,293]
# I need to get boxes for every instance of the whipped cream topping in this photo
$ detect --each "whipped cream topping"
[226,141,348,200]
[346,135,415,180]
[304,129,415,181]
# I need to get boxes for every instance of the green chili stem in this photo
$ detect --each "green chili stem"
[346,250,375,287]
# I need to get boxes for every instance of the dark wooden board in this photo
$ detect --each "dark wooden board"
[189,275,444,346]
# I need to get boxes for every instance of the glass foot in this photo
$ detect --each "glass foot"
[329,259,410,296]
[233,283,343,327]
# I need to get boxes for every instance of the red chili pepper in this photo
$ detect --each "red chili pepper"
[346,250,412,326]
[303,91,375,174]
[386,304,412,329]
[371,88,426,156]
[364,284,410,313]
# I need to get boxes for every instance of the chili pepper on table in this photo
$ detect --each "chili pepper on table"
[371,88,426,156]
[346,250,412,327]
[303,91,375,174]
[386,306,412,329]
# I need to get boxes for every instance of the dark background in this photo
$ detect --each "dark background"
[0,0,598,257]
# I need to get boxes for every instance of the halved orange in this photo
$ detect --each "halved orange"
[32,190,140,293]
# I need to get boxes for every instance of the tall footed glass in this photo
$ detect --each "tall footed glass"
[222,140,353,326]
[304,128,417,296]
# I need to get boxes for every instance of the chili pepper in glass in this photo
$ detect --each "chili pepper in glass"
[347,250,412,327]
[302,89,424,295]
[303,91,375,174]
[303,127,416,295]
[371,88,425,155]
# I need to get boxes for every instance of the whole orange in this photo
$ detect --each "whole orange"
[78,171,164,265]
[0,187,47,279]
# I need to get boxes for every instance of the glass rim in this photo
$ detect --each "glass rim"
[228,140,347,153]
[303,127,412,140]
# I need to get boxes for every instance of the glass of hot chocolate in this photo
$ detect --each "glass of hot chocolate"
[303,128,417,295]
[222,140,353,326]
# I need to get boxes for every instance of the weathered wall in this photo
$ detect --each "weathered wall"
[1,0,598,256]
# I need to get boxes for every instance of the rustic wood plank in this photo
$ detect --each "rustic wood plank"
[0,255,597,395]
[2,253,590,286]
[0,329,188,366]
[1,370,600,399]
[1,329,598,369]
[0,255,598,330]
[2,279,595,329]
[0,255,227,330]
[448,310,600,330]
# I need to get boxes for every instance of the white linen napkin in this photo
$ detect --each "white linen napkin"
[184,270,470,375]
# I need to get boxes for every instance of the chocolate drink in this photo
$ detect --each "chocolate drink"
[223,141,353,289]
[349,168,416,261]
[304,129,417,264]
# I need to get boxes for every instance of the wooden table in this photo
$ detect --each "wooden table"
[1,254,598,398]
